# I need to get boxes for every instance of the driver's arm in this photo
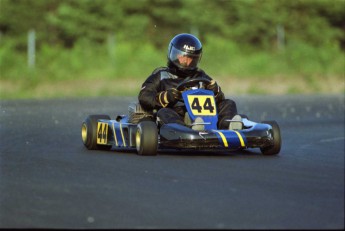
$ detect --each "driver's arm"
[138,72,162,111]
[139,73,181,110]
[202,72,225,103]
[211,81,225,103]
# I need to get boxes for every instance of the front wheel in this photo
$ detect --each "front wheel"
[260,120,281,155]
[136,121,158,156]
[81,115,112,150]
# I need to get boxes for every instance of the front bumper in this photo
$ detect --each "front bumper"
[159,123,273,150]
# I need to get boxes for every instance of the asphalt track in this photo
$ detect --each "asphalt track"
[0,95,344,229]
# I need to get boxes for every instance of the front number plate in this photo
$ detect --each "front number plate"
[187,95,216,116]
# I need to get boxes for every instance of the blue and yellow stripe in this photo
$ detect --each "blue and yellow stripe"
[214,130,246,149]
[112,122,127,147]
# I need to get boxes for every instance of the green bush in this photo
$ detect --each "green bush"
[0,34,343,99]
[1,36,343,81]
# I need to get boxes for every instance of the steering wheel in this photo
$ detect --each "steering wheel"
[176,77,211,91]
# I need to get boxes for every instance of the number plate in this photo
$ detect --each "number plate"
[187,95,216,116]
[97,122,108,144]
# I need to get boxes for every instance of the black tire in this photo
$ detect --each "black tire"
[81,115,112,150]
[260,120,282,155]
[136,121,158,156]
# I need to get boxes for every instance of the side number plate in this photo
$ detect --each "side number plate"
[97,122,108,144]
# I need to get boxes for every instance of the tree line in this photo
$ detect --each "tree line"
[1,0,344,52]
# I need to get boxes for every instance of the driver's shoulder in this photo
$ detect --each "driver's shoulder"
[151,67,178,80]
[152,66,169,75]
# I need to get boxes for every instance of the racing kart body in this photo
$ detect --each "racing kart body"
[81,78,281,156]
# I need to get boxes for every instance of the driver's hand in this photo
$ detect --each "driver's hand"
[156,88,181,107]
[206,80,220,95]
[166,88,182,103]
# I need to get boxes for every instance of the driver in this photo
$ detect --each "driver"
[138,33,242,130]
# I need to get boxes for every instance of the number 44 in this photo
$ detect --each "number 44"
[191,97,215,113]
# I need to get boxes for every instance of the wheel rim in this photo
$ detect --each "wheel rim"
[136,128,141,152]
[81,123,88,144]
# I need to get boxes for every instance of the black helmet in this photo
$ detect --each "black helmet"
[167,33,202,72]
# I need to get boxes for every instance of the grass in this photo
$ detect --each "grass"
[1,74,343,100]
[1,37,344,99]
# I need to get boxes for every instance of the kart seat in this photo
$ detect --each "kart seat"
[128,102,154,124]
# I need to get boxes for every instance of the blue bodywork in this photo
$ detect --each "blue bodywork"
[96,88,274,152]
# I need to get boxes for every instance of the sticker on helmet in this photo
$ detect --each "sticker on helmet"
[183,45,195,51]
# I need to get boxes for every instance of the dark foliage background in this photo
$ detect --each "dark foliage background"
[0,0,344,98]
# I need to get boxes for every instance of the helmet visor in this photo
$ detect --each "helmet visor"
[169,46,201,70]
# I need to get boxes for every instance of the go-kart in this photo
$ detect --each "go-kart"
[81,77,281,156]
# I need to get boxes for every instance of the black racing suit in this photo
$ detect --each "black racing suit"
[138,66,238,129]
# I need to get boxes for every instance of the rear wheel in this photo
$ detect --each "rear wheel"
[82,115,112,150]
[260,120,281,155]
[136,121,158,156]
